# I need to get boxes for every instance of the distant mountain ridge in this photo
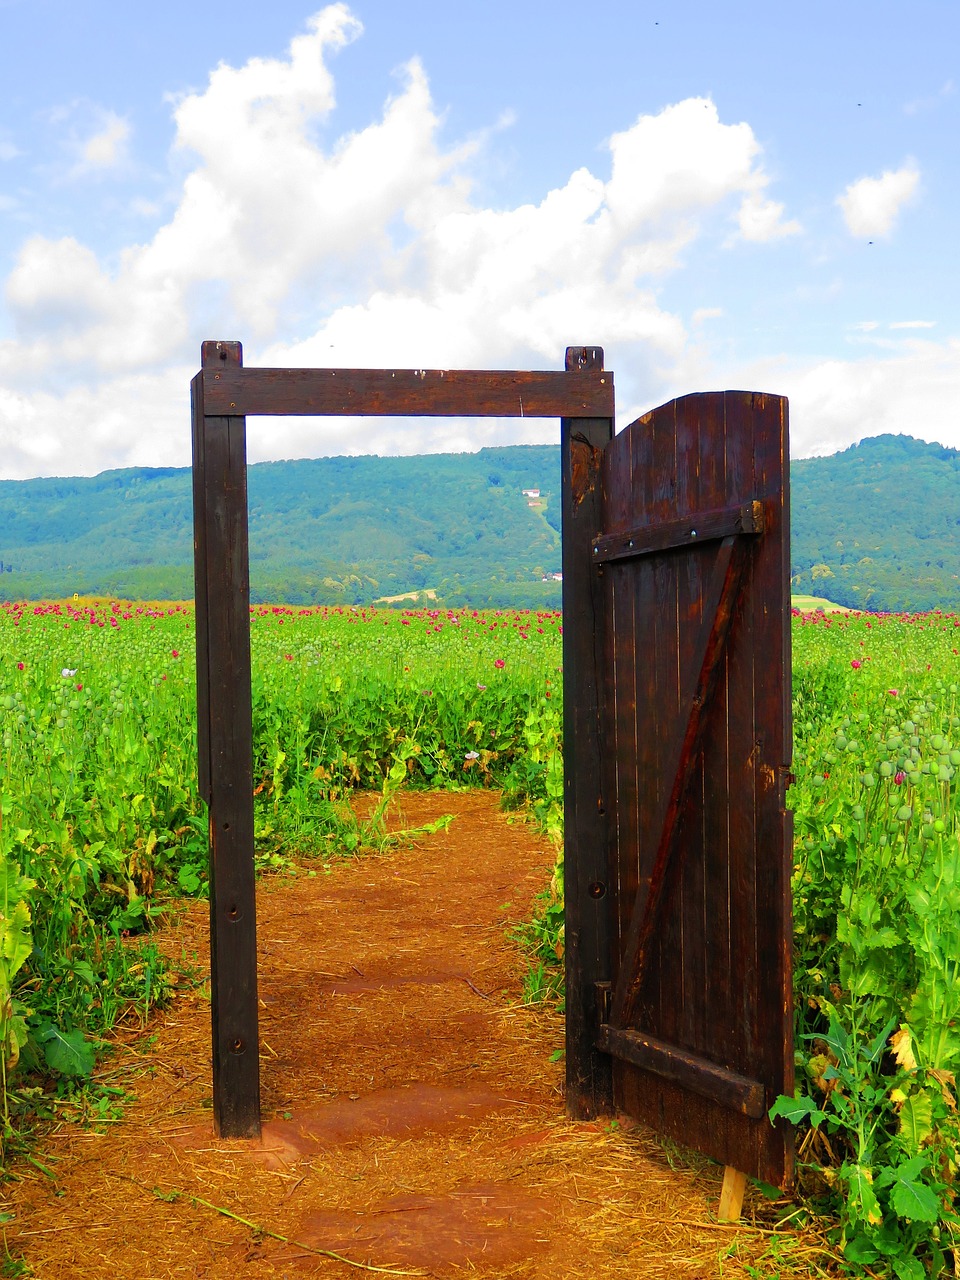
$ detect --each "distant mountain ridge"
[790,434,960,612]
[0,434,957,611]
[0,446,563,609]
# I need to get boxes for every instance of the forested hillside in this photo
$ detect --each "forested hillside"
[1,433,958,610]
[790,434,960,612]
[0,446,563,608]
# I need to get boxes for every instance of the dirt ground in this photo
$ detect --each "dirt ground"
[1,792,806,1279]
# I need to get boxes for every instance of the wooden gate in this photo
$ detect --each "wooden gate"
[191,341,793,1187]
[561,391,794,1187]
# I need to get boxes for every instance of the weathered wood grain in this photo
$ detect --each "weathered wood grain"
[202,364,614,418]
[192,340,261,1139]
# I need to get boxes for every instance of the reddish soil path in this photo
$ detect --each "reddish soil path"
[2,793,786,1278]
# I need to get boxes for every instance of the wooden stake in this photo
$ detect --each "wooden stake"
[718,1166,747,1222]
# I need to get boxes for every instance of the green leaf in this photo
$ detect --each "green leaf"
[889,1170,940,1224]
[844,1164,883,1226]
[897,1091,933,1152]
[891,1256,926,1280]
[768,1092,825,1127]
[843,1232,879,1265]
[865,1014,898,1066]
[38,1024,96,1078]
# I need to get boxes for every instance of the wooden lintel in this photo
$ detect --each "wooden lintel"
[592,501,762,565]
[597,1025,766,1119]
[202,364,615,419]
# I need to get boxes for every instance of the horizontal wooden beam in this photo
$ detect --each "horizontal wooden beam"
[201,366,615,419]
[597,1024,766,1119]
[592,500,762,564]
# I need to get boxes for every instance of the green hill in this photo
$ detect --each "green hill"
[1,433,958,611]
[790,434,960,612]
[0,447,563,608]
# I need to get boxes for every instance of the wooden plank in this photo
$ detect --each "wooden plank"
[674,394,707,1057]
[596,1025,766,1118]
[592,501,762,564]
[598,422,640,994]
[723,393,760,1089]
[203,363,615,419]
[561,346,615,1120]
[719,1168,748,1222]
[191,372,211,806]
[742,392,795,1185]
[698,395,734,1075]
[610,534,751,1027]
[194,340,261,1140]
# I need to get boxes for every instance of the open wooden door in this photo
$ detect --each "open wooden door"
[562,390,793,1187]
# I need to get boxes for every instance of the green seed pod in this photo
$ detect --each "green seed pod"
[922,823,936,839]
[879,762,894,778]
[852,805,865,821]
[939,765,953,782]
[835,734,848,750]
[934,819,947,834]
[909,771,922,785]
[897,805,914,822]
[862,772,876,788]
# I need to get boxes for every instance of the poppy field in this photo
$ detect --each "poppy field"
[3,598,960,1275]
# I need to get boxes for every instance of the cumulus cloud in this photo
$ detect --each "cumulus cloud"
[837,164,920,238]
[1,6,802,478]
[730,337,960,459]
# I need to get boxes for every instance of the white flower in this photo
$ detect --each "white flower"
[61,668,78,677]
[464,751,480,761]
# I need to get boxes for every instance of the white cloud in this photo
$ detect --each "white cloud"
[890,320,936,330]
[0,7,802,478]
[77,111,130,171]
[730,338,960,459]
[736,192,801,242]
[837,164,920,238]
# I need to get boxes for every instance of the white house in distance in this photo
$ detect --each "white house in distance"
[521,488,540,498]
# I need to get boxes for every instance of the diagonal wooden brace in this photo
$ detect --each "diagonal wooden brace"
[609,530,756,1028]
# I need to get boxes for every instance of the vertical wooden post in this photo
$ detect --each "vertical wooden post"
[191,340,261,1139]
[561,346,615,1119]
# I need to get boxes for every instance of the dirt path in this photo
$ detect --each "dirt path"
[3,793,785,1278]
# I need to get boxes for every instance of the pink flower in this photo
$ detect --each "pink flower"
[171,649,180,659]
[851,659,862,669]
[76,683,83,691]
[889,689,899,697]
[16,661,24,670]
[494,659,506,669]
[895,771,906,785]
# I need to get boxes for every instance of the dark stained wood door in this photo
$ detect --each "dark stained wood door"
[563,390,794,1186]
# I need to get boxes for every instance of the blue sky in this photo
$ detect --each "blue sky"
[0,0,957,478]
